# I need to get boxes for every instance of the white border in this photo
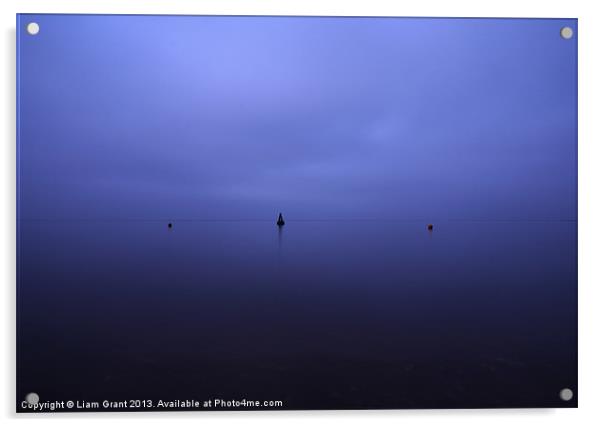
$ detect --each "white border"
[3,1,601,426]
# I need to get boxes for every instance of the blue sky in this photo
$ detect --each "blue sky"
[18,15,577,221]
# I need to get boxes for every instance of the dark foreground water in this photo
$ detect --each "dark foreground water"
[17,220,577,410]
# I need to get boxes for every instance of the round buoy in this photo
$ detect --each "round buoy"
[168,223,173,229]
[427,224,433,231]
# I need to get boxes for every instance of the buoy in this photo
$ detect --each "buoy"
[168,222,173,229]
[277,213,285,227]
[427,224,433,231]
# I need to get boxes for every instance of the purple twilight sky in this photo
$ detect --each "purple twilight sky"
[18,15,577,221]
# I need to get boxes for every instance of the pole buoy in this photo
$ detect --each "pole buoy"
[277,213,285,227]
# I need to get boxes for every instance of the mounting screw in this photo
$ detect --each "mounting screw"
[559,388,573,401]
[560,26,573,40]
[25,392,39,405]
[26,22,40,35]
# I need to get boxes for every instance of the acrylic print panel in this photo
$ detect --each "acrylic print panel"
[16,15,577,411]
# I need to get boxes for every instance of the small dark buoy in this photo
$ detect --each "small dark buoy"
[168,222,173,229]
[277,213,285,227]
[427,224,433,231]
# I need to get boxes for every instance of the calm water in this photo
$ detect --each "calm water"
[17,220,577,409]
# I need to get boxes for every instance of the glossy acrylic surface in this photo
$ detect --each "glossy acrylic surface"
[17,15,577,410]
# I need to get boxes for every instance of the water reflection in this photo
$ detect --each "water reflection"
[16,220,577,409]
